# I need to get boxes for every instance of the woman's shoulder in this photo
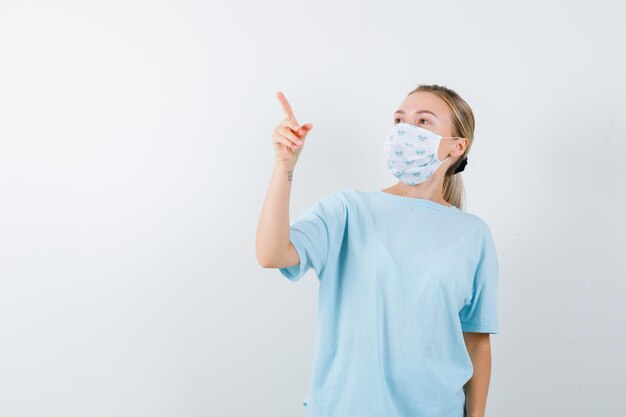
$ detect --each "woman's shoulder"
[308,188,366,218]
[320,188,493,227]
[316,187,360,204]
[456,210,495,239]
[322,187,378,211]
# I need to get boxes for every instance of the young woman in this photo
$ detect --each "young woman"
[256,84,500,417]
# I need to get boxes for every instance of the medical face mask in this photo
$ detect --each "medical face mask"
[383,122,457,186]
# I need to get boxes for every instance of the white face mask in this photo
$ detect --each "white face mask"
[383,122,459,185]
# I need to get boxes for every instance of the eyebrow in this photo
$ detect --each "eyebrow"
[394,109,439,119]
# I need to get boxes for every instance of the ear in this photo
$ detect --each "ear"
[456,137,469,153]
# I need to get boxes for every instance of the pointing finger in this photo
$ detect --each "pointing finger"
[276,91,298,122]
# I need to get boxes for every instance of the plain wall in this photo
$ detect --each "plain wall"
[0,0,624,416]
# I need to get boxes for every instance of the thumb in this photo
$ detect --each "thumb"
[298,123,314,135]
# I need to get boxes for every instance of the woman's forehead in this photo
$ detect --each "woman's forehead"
[398,92,451,123]
[400,91,448,114]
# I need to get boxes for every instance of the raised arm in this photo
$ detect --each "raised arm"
[256,91,314,268]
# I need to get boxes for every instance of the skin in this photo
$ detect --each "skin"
[257,91,492,417]
[255,92,313,269]
[462,332,493,417]
[385,91,492,417]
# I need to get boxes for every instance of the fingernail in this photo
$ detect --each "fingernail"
[294,125,300,130]
[297,139,303,145]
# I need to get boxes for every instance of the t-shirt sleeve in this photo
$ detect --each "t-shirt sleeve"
[278,190,348,282]
[459,222,500,334]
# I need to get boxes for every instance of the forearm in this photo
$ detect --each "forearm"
[464,344,492,417]
[255,159,296,266]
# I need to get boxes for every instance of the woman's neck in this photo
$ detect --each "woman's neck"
[383,181,450,206]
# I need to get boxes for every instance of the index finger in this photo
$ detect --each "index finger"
[276,91,297,121]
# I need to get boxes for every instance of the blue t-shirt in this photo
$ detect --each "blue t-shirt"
[278,188,500,417]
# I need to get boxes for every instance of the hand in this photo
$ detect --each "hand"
[272,91,314,164]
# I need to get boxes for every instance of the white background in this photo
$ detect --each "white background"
[1,0,624,416]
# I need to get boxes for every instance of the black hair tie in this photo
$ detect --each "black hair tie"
[453,157,468,174]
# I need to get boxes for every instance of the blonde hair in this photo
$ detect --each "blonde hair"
[407,84,476,211]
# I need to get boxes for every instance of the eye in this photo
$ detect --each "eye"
[393,117,429,125]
